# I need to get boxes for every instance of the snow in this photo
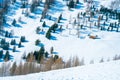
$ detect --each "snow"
[0,0,120,79]
[0,0,119,64]
[1,60,120,80]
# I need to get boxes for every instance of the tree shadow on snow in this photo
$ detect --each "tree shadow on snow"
[75,2,84,9]
[53,52,58,54]
[38,43,44,47]
[15,24,22,28]
[49,1,65,14]
[29,15,37,19]
[4,23,11,28]
[51,36,57,40]
[20,21,27,24]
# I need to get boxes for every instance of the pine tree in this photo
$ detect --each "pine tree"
[20,36,26,42]
[45,51,49,58]
[12,19,16,26]
[46,28,51,39]
[18,41,21,48]
[13,46,16,52]
[37,46,45,63]
[42,21,46,27]
[35,39,41,45]
[2,42,9,50]
[68,0,75,9]
[11,39,16,45]
[0,38,6,45]
[5,31,9,37]
[0,50,3,59]
[4,51,10,61]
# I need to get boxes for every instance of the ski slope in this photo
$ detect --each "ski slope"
[1,60,120,80]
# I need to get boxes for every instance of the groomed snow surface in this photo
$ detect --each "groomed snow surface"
[1,60,120,80]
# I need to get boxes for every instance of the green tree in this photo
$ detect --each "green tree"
[46,28,51,39]
[4,51,10,61]
[18,41,22,48]
[20,36,26,42]
[12,19,16,26]
[35,39,41,45]
[42,21,46,27]
[11,39,16,45]
[0,50,3,59]
[13,46,16,52]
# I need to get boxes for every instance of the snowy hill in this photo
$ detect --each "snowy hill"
[0,0,120,78]
[0,0,119,64]
[1,60,120,80]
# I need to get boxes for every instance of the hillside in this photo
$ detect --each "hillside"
[1,60,120,80]
[0,0,120,78]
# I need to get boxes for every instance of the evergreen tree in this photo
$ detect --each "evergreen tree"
[20,36,26,42]
[0,38,6,45]
[42,21,46,27]
[50,23,58,32]
[10,39,16,45]
[37,46,45,63]
[12,19,16,26]
[5,31,9,37]
[68,0,75,9]
[35,39,41,45]
[2,42,9,50]
[45,51,49,58]
[46,29,51,39]
[4,51,10,61]
[13,46,16,52]
[18,41,22,48]
[0,50,3,59]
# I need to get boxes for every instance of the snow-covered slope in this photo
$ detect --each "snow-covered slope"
[1,60,120,80]
[0,0,119,64]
